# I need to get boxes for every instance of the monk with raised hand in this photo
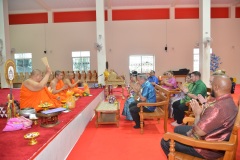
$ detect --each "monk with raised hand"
[50,70,68,101]
[20,66,62,111]
[64,72,83,96]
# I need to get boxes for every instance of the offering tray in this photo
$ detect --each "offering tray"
[24,132,40,145]
[36,111,61,128]
[38,102,53,111]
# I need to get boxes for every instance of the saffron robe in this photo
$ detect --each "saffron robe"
[20,85,62,111]
[55,80,67,100]
[70,79,83,96]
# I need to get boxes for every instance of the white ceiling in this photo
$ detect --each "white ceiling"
[8,0,240,13]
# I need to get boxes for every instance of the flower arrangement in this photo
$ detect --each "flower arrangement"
[210,53,222,72]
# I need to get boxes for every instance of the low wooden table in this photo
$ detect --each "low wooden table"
[95,101,120,127]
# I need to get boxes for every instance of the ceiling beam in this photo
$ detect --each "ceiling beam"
[35,0,51,11]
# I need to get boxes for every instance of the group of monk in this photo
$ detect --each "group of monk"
[19,66,84,111]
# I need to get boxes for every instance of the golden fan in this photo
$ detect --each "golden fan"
[41,57,49,67]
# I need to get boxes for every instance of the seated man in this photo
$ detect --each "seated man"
[50,70,68,100]
[129,74,156,128]
[64,72,83,96]
[20,67,62,111]
[171,71,207,126]
[147,70,159,85]
[161,75,238,159]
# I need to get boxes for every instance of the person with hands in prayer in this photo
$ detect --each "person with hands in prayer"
[147,70,159,86]
[160,71,177,90]
[161,75,238,159]
[122,73,141,120]
[171,71,207,127]
[129,74,156,129]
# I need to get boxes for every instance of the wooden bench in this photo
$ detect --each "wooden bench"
[137,85,171,134]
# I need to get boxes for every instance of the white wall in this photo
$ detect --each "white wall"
[9,18,240,83]
[10,23,98,72]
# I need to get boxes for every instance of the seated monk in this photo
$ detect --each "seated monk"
[50,70,68,101]
[20,67,62,111]
[64,72,83,96]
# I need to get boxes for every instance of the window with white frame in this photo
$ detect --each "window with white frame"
[14,53,32,73]
[129,55,155,74]
[72,51,90,71]
[193,48,212,71]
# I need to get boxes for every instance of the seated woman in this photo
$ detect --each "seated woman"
[122,72,141,120]
[160,71,177,90]
[169,73,193,118]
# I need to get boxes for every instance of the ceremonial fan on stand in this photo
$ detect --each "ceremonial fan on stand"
[4,59,16,119]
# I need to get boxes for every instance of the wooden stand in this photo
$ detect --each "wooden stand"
[37,112,60,128]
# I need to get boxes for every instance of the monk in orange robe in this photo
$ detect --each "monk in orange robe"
[20,67,62,112]
[50,70,68,101]
[64,72,83,96]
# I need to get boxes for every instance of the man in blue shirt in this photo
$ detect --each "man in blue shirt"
[129,74,156,128]
[148,70,159,85]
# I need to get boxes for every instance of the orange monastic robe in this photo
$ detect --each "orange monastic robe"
[71,79,83,96]
[55,80,67,101]
[20,85,62,111]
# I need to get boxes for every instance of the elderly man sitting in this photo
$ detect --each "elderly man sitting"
[161,75,238,159]
[20,66,62,111]
[129,74,156,128]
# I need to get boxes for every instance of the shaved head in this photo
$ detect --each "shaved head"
[30,69,43,82]
[55,70,62,77]
[68,72,75,79]
[30,69,42,77]
[212,75,232,95]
